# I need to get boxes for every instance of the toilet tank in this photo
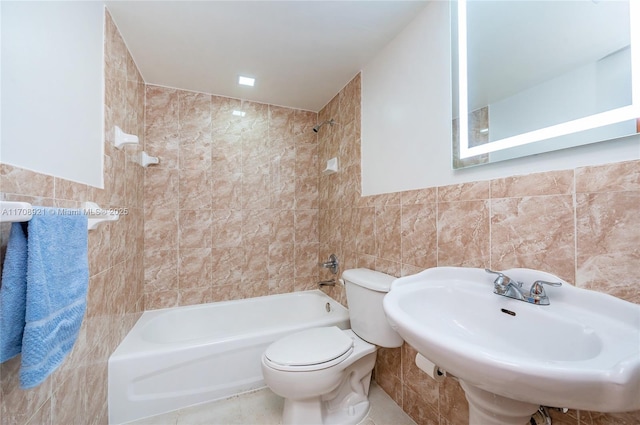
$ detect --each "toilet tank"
[342,269,403,348]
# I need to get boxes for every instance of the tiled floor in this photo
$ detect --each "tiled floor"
[128,381,416,425]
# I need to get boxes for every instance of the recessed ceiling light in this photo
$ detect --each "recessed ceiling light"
[238,76,255,87]
[232,110,246,117]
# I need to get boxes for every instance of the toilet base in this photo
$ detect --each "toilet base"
[280,352,376,425]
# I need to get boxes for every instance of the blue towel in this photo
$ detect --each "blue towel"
[0,222,29,362]
[0,208,89,388]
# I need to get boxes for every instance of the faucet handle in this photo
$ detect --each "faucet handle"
[530,280,562,294]
[485,269,520,287]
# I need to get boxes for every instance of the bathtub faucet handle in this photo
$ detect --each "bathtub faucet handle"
[318,254,339,274]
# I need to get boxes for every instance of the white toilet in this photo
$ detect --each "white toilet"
[261,268,403,425]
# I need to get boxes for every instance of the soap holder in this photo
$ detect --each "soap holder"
[323,157,338,175]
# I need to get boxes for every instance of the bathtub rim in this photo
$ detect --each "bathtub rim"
[110,289,349,357]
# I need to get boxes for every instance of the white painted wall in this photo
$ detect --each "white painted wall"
[361,1,640,195]
[1,1,104,188]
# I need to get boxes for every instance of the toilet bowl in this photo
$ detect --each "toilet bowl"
[261,269,403,425]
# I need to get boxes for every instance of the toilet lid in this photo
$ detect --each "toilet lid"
[264,326,354,370]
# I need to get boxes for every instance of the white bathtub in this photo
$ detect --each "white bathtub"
[108,290,350,424]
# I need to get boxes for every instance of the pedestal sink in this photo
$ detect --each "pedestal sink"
[383,267,640,425]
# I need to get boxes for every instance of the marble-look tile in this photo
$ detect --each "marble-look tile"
[179,210,212,249]
[547,409,579,425]
[294,242,319,279]
[179,287,212,307]
[179,169,212,210]
[491,195,575,282]
[212,134,242,178]
[575,159,640,193]
[576,191,640,302]
[104,10,126,81]
[24,398,52,425]
[211,247,244,286]
[144,208,178,251]
[144,168,179,210]
[339,120,360,168]
[86,270,110,317]
[403,386,440,425]
[402,344,439,413]
[211,209,242,248]
[212,173,242,210]
[54,177,87,201]
[374,372,403,411]
[211,96,243,135]
[578,409,640,425]
[319,208,341,246]
[145,86,179,170]
[51,366,87,425]
[491,170,574,198]
[437,200,490,268]
[294,210,318,244]
[439,378,469,425]
[87,222,111,275]
[295,174,319,209]
[178,248,212,289]
[241,170,270,209]
[0,356,52,425]
[85,362,108,424]
[374,258,401,278]
[339,73,360,126]
[179,91,211,142]
[338,164,360,207]
[145,289,179,310]
[401,187,437,205]
[0,164,55,198]
[242,209,272,244]
[144,249,178,292]
[377,347,402,380]
[270,209,294,243]
[401,204,437,269]
[242,242,269,284]
[269,105,296,139]
[437,180,490,202]
[356,207,376,256]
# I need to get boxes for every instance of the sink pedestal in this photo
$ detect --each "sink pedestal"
[460,381,539,425]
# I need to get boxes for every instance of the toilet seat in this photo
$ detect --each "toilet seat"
[264,326,354,372]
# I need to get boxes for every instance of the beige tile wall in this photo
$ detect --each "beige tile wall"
[0,11,145,424]
[318,73,640,425]
[142,87,320,308]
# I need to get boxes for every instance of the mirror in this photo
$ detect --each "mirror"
[452,0,640,169]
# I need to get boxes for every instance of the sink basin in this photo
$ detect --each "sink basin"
[383,267,640,416]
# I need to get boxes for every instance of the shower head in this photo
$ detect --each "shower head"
[313,119,336,133]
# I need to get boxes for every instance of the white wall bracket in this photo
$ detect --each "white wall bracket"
[82,202,119,230]
[137,151,159,167]
[114,126,139,149]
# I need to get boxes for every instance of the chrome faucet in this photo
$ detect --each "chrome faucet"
[485,269,562,305]
[319,254,339,275]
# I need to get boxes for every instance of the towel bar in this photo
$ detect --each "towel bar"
[0,200,119,230]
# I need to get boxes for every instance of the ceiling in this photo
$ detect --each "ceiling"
[105,1,429,112]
